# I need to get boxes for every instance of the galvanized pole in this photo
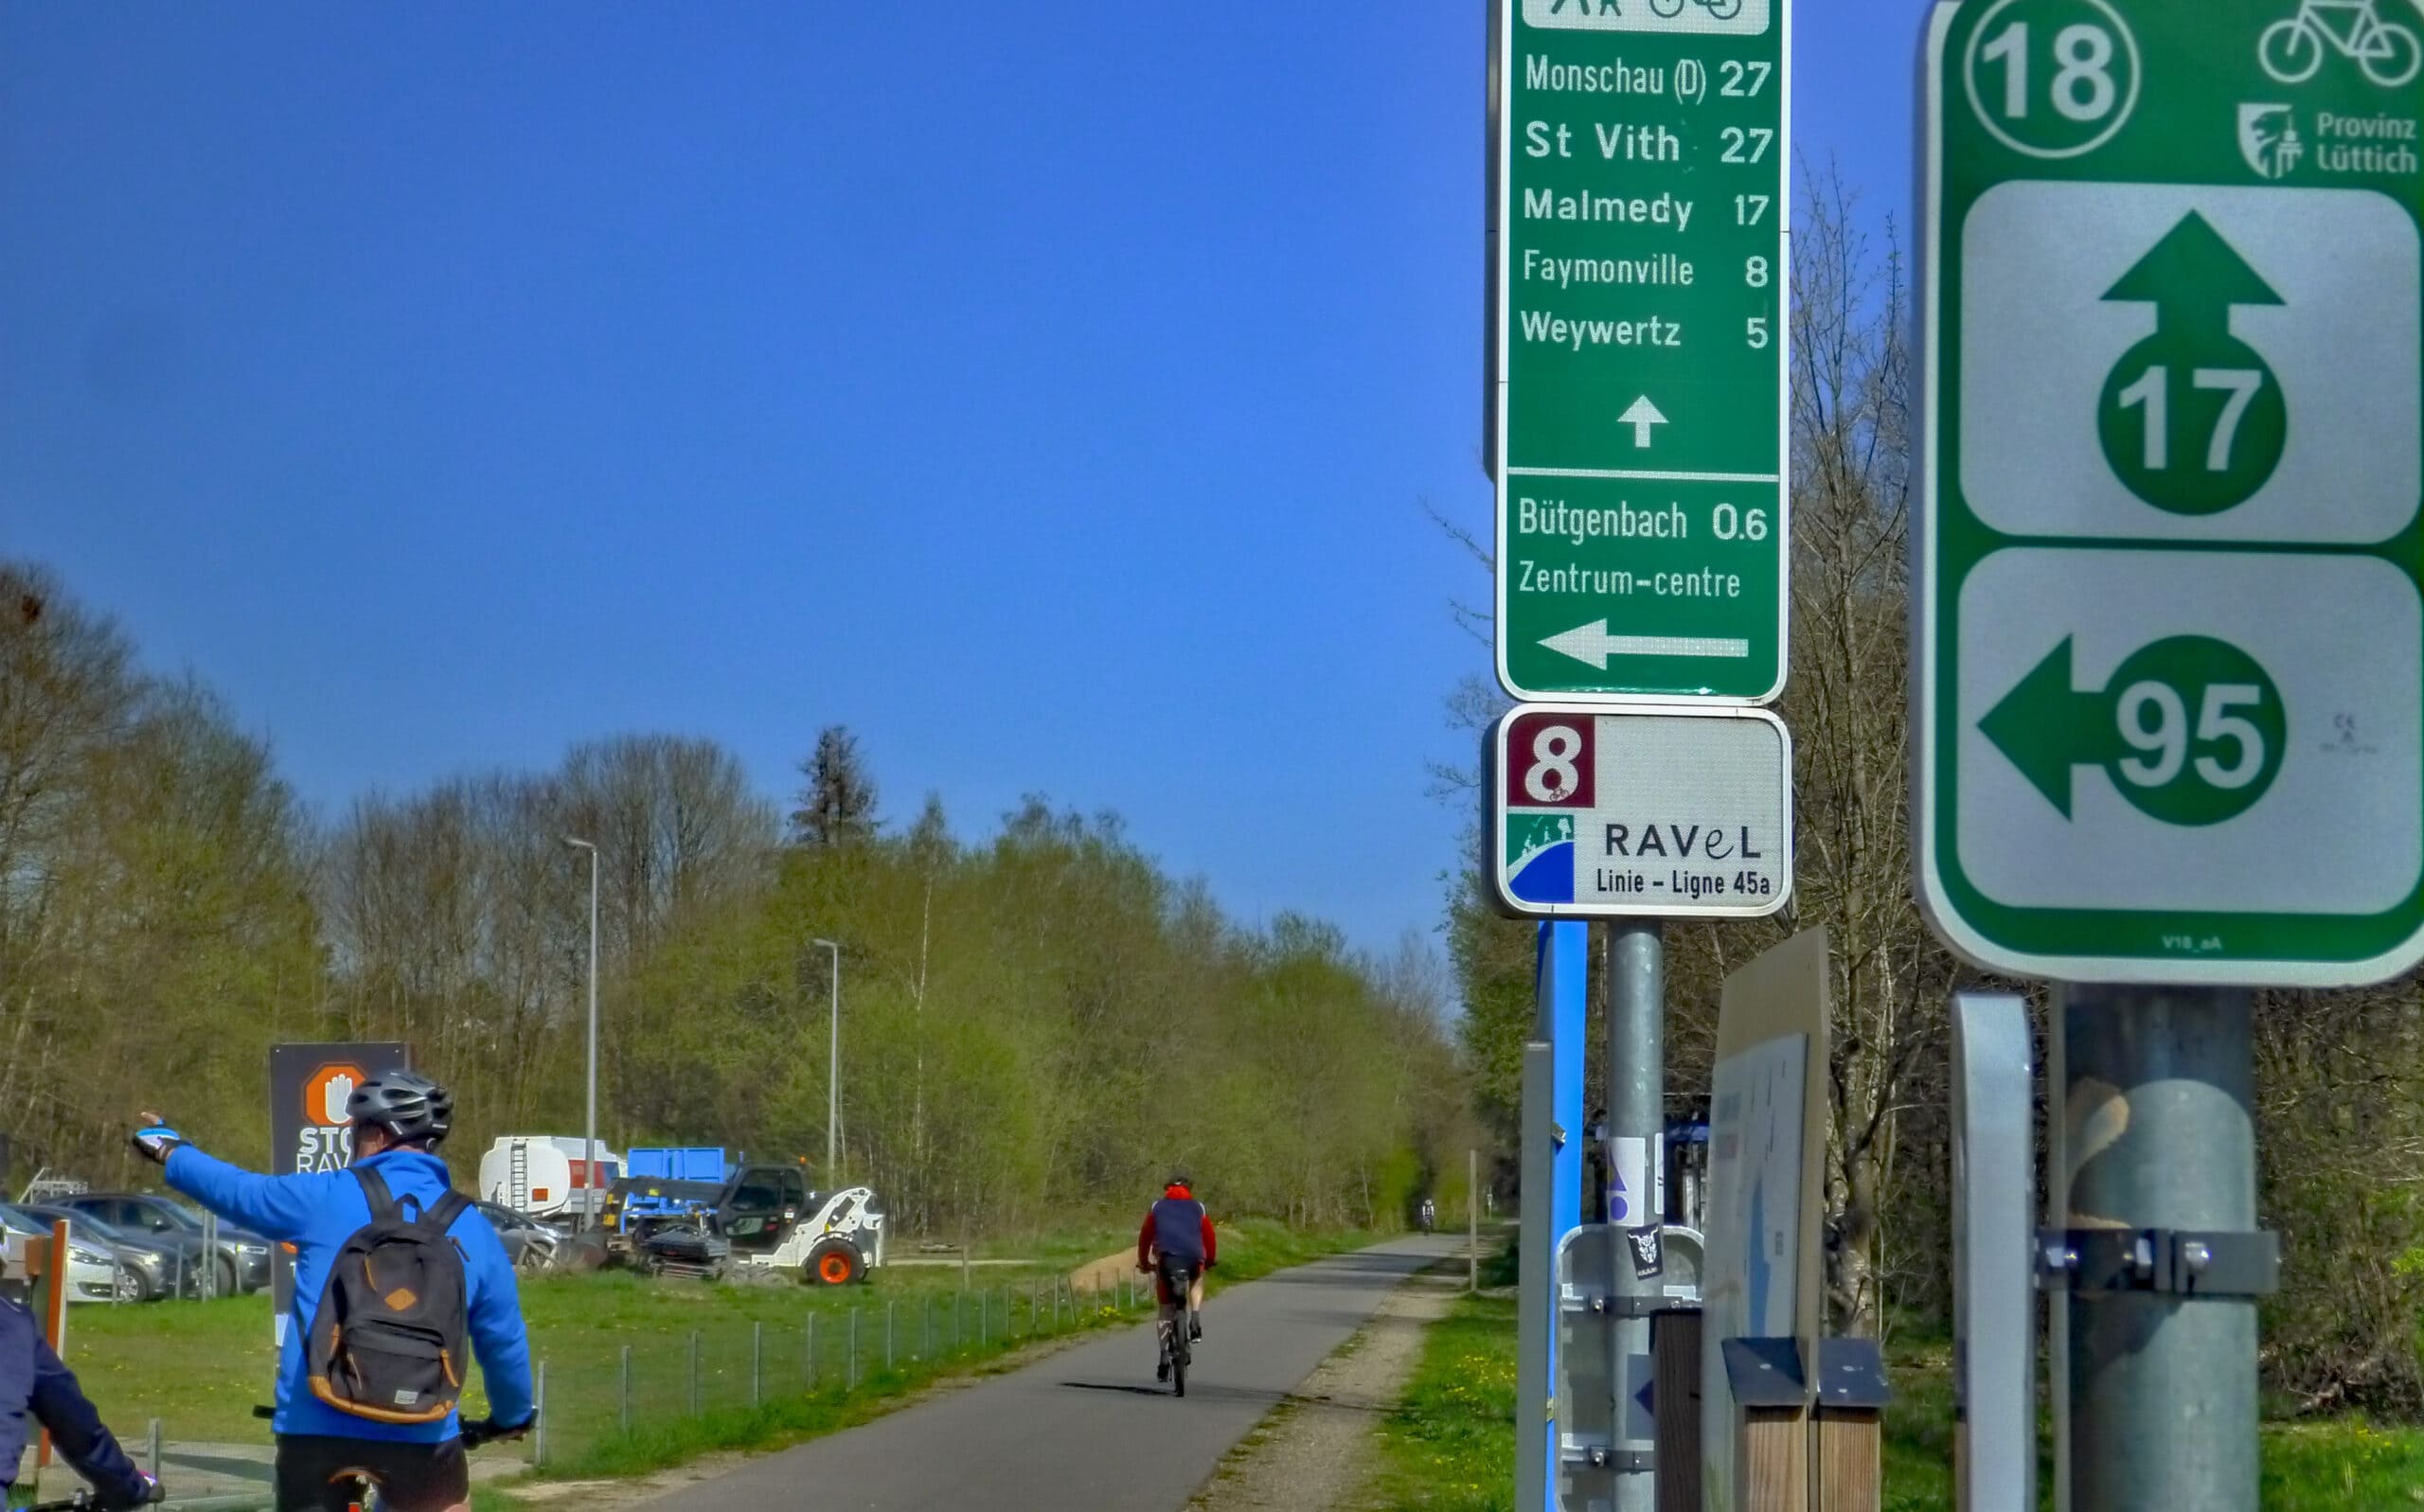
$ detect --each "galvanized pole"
[1604,921,1663,1512]
[2058,986,2260,1512]
[532,1361,548,1468]
[848,1307,860,1390]
[1470,1147,1481,1294]
[618,1343,632,1433]
[752,1321,763,1405]
[564,838,600,1232]
[805,1314,818,1389]
[814,937,842,1180]
[687,1330,701,1415]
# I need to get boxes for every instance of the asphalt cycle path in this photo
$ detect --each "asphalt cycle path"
[643,1234,1464,1512]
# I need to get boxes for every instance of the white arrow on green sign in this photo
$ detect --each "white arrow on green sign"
[1489,0,1791,704]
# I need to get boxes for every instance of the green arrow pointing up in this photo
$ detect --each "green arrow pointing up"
[2103,213,2284,334]
[1978,638,2119,819]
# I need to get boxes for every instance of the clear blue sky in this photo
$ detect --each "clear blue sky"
[0,4,1916,953]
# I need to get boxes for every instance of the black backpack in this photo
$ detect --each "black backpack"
[305,1166,473,1426]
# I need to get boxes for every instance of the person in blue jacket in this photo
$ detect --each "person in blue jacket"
[133,1073,533,1512]
[0,1255,156,1510]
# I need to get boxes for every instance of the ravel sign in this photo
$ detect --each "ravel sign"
[1491,704,1792,918]
[1491,0,1791,703]
[268,1041,409,1338]
[1917,0,2424,986]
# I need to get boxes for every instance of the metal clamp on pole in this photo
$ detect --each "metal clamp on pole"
[1570,1291,1680,1320]
[2035,1228,2281,1298]
[1560,1439,1654,1474]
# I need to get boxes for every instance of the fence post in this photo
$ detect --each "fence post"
[752,1321,764,1406]
[619,1343,632,1434]
[201,1215,218,1301]
[886,1300,896,1373]
[144,1419,161,1480]
[688,1330,702,1415]
[980,1290,989,1346]
[923,1293,933,1361]
[848,1307,860,1391]
[533,1361,549,1468]
[805,1313,818,1390]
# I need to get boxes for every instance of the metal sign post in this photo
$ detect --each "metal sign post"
[1951,993,2034,1512]
[1488,1,1795,1504]
[1491,0,1792,704]
[1915,1,2417,1503]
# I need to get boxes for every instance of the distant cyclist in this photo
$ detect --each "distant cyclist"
[1418,1197,1436,1234]
[1136,1172,1216,1356]
[134,1073,533,1512]
[0,1253,158,1509]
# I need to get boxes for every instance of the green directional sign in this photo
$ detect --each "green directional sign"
[1490,0,1791,703]
[1916,0,2424,987]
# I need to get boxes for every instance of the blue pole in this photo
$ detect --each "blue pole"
[1541,920,1589,1510]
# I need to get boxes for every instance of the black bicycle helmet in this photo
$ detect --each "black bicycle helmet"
[347,1070,454,1147]
[1167,1170,1193,1190]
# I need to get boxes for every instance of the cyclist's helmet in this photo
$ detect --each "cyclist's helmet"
[1167,1170,1193,1190]
[347,1071,454,1147]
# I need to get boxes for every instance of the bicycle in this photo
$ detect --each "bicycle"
[248,1408,522,1512]
[2260,0,2421,87]
[1649,0,1746,20]
[13,1481,166,1512]
[1151,1256,1198,1398]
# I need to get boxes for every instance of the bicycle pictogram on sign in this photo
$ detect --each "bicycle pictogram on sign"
[2259,0,2422,87]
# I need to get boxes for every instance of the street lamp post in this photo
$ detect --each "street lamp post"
[813,938,841,1180]
[564,838,601,1231]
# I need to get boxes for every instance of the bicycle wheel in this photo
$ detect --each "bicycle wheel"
[2362,22,2422,86]
[1702,0,1744,20]
[1649,0,1685,16]
[2258,18,2324,82]
[1171,1319,1189,1397]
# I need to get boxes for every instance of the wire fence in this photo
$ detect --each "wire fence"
[526,1271,1162,1470]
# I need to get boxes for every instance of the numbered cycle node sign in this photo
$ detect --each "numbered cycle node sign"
[1916,0,2424,987]
[1491,0,1791,703]
[1491,705,1792,919]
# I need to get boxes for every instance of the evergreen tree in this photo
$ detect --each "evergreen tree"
[787,725,882,847]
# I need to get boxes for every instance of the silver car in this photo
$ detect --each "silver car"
[0,1205,145,1303]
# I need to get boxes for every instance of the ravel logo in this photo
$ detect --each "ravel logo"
[2239,104,2307,178]
[303,1063,365,1128]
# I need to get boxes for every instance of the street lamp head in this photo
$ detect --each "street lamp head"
[813,937,839,952]
[562,836,596,852]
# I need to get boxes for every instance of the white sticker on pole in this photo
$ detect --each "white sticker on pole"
[1609,1136,1649,1226]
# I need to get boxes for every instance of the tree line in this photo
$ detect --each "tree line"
[0,567,1477,1237]
[1444,168,2424,1415]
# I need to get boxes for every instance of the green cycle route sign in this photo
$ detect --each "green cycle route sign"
[1916,0,2424,987]
[1489,0,1791,703]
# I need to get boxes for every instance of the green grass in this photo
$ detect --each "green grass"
[1365,1290,1518,1512]
[1880,1333,2424,1511]
[1351,1297,2424,1512]
[60,1218,1381,1486]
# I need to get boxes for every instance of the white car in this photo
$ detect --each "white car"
[0,1206,142,1303]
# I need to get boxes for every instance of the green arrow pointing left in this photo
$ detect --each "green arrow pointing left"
[1982,635,2288,827]
[1979,638,2118,818]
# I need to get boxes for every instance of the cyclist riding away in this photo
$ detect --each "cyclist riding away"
[1,1253,157,1510]
[1137,1172,1215,1370]
[133,1073,534,1512]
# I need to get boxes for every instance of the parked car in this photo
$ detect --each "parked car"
[9,1205,179,1301]
[47,1194,271,1296]
[0,1205,143,1303]
[472,1200,564,1274]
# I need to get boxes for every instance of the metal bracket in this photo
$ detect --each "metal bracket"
[2035,1227,2280,1298]
[1563,1291,1682,1319]
[1560,1439,1654,1473]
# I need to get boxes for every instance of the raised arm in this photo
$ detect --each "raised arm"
[162,1145,329,1243]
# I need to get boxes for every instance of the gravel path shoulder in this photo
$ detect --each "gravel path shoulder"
[1186,1269,1461,1512]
